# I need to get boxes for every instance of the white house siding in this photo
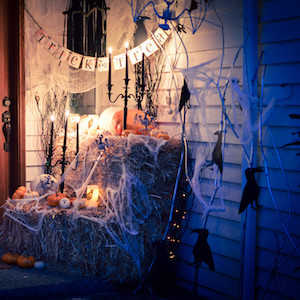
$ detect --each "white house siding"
[156,1,245,299]
[255,0,300,299]
[25,105,45,190]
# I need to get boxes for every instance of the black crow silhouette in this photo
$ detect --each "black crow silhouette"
[191,228,215,271]
[179,79,190,112]
[239,167,263,214]
[212,131,223,174]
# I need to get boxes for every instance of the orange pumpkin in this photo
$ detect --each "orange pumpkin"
[47,193,67,207]
[1,253,19,265]
[157,133,170,140]
[12,186,27,199]
[17,255,36,268]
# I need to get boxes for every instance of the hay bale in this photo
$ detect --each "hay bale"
[0,135,181,283]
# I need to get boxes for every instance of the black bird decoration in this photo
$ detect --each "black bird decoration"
[190,228,215,271]
[239,167,263,214]
[212,131,223,174]
[179,79,190,112]
[134,16,150,47]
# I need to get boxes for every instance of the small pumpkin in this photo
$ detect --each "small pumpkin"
[47,193,67,207]
[157,133,170,140]
[17,255,36,268]
[23,191,40,199]
[122,129,136,137]
[72,198,86,210]
[1,253,19,265]
[150,129,168,138]
[34,260,45,269]
[59,197,71,209]
[12,186,27,199]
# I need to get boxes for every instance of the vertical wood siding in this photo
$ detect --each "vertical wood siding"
[255,0,300,298]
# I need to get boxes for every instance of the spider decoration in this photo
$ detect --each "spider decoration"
[97,134,110,153]
[130,0,208,34]
[136,110,157,134]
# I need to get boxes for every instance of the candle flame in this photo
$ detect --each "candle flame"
[50,115,54,122]
[75,116,80,123]
[65,110,70,118]
[109,47,112,54]
[125,42,129,49]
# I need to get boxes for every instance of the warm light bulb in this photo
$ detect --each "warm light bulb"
[109,47,112,54]
[125,41,129,49]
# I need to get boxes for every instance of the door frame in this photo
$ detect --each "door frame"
[8,0,25,195]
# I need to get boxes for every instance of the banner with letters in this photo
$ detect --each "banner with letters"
[34,27,170,72]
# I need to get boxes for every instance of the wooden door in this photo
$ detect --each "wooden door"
[0,0,25,220]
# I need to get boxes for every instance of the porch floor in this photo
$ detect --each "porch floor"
[0,261,203,299]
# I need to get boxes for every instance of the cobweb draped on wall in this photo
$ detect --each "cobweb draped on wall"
[25,0,138,97]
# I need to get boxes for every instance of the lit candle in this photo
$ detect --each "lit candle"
[125,42,129,82]
[75,116,80,155]
[86,185,99,209]
[108,47,112,87]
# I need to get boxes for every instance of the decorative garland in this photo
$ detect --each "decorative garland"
[33,27,170,72]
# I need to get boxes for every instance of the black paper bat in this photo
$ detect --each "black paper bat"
[191,228,215,271]
[179,79,190,112]
[239,167,263,214]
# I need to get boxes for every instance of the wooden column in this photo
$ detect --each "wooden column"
[240,0,258,299]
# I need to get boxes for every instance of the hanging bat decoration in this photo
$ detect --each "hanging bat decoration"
[212,131,223,174]
[239,167,263,214]
[179,79,190,112]
[190,228,215,271]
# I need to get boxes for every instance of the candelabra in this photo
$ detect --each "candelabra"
[107,43,146,130]
[137,110,156,134]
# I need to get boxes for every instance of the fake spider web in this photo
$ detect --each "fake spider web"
[3,133,181,281]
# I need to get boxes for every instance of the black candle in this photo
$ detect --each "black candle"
[63,110,69,152]
[141,52,145,88]
[125,42,129,82]
[76,116,80,155]
[49,115,54,157]
[108,47,112,87]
